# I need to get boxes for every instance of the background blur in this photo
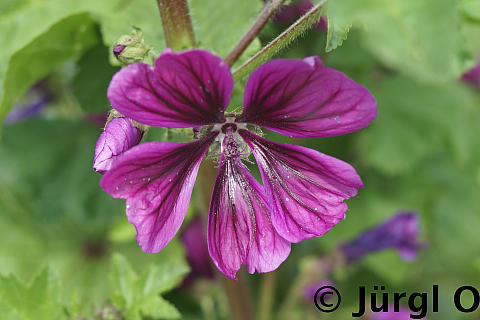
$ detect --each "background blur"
[1,0,480,319]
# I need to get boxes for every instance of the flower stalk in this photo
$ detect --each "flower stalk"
[156,0,196,50]
[233,0,327,80]
[225,0,285,66]
[258,272,277,320]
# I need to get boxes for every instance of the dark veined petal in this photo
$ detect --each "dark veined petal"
[237,56,377,137]
[208,132,291,280]
[240,130,363,242]
[101,132,217,253]
[107,49,233,128]
[93,117,143,174]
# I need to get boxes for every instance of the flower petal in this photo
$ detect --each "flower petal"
[240,130,363,242]
[237,56,377,137]
[208,133,291,280]
[100,132,217,253]
[107,49,233,128]
[93,117,143,174]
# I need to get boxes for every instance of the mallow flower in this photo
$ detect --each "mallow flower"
[98,49,377,279]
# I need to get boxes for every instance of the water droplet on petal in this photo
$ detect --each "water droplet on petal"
[168,178,172,182]
[126,205,130,209]
[285,197,289,202]
[334,115,340,123]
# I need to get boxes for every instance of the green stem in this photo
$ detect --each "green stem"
[220,272,256,320]
[233,0,327,81]
[156,0,196,50]
[225,0,285,67]
[258,272,277,320]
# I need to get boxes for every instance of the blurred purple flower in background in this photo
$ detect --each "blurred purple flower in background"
[300,211,424,310]
[84,112,109,128]
[97,49,376,279]
[180,217,214,280]
[273,0,327,32]
[461,59,480,90]
[4,82,52,124]
[341,212,424,264]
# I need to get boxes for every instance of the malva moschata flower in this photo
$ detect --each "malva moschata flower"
[96,49,377,279]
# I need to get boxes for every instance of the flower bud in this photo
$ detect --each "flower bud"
[93,117,143,174]
[113,28,150,65]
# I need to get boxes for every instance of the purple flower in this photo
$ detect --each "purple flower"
[4,82,52,124]
[461,59,480,90]
[273,0,328,32]
[93,117,143,174]
[341,212,424,264]
[99,49,377,279]
[180,217,214,280]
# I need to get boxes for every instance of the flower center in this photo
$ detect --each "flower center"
[205,117,251,161]
[221,122,237,133]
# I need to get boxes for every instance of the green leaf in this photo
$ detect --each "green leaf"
[96,0,166,62]
[461,0,480,22]
[358,75,480,175]
[327,0,467,83]
[0,0,165,129]
[0,12,99,131]
[189,0,262,58]
[72,44,119,112]
[325,15,351,52]
[0,269,66,320]
[110,253,189,320]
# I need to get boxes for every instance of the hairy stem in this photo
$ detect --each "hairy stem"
[156,0,196,50]
[225,0,285,66]
[233,0,326,80]
[258,272,277,320]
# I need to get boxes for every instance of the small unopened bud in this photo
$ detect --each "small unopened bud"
[113,28,150,65]
[112,45,126,59]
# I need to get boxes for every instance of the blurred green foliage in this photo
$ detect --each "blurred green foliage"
[1,0,480,319]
